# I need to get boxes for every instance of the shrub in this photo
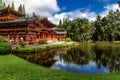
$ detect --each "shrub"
[66,37,72,42]
[0,36,7,42]
[38,39,47,44]
[19,41,26,48]
[0,37,12,55]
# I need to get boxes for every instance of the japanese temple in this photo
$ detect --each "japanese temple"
[0,7,67,45]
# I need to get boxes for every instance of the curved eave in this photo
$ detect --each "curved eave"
[40,18,57,28]
[1,7,25,17]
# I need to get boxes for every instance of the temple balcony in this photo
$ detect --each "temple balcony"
[0,15,17,21]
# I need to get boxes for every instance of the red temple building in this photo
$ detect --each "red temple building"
[0,7,67,45]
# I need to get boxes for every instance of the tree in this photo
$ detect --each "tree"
[0,0,5,10]
[11,1,15,10]
[93,15,103,41]
[118,0,120,8]
[58,19,62,29]
[23,5,26,14]
[3,2,6,8]
[59,16,95,42]
[107,10,118,41]
[8,4,10,8]
[18,4,23,13]
[0,36,12,55]
[71,18,94,41]
[0,0,2,5]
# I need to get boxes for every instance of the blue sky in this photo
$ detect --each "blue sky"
[57,0,117,13]
[3,0,119,24]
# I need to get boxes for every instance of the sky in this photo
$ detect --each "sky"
[2,0,119,24]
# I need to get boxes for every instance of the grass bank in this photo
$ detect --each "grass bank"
[0,54,120,80]
[12,42,75,54]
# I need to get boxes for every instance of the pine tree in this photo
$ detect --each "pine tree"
[8,4,10,8]
[11,1,15,10]
[58,19,62,29]
[18,4,23,13]
[23,5,26,14]
[3,2,6,8]
[0,0,2,5]
[0,0,3,9]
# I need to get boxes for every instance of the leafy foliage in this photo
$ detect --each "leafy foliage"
[59,17,95,42]
[38,39,47,44]
[0,36,12,55]
[0,36,7,42]
[19,40,26,48]
[0,0,6,10]
[66,37,72,42]
[11,1,15,10]
[59,8,120,42]
[18,4,23,13]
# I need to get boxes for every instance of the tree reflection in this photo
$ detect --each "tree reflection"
[93,44,120,73]
[59,43,95,65]
[16,43,120,73]
[59,43,120,73]
[16,50,58,67]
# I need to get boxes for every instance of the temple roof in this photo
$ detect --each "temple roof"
[40,18,56,28]
[0,18,29,27]
[1,7,25,17]
[0,17,57,30]
[0,18,27,23]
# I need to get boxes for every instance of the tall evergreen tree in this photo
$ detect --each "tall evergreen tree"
[58,19,62,29]
[0,0,3,10]
[18,4,23,13]
[22,5,26,14]
[0,0,2,5]
[11,1,15,10]
[8,4,10,8]
[3,2,6,8]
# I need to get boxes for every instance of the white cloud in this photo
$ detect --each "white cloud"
[99,4,119,17]
[2,0,119,25]
[50,4,120,25]
[49,10,97,25]
[3,0,60,16]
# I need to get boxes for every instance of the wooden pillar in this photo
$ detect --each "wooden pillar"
[43,32,45,39]
[41,32,42,39]
[42,32,43,39]
[49,34,50,40]
[16,33,19,45]
[47,33,49,40]
[7,34,10,43]
[46,33,48,40]
[32,36,34,43]
[35,36,37,43]
[39,33,40,39]
[26,34,29,45]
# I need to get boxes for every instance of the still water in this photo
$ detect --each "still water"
[16,42,120,74]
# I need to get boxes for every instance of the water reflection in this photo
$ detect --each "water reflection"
[16,43,120,74]
[52,43,120,74]
[16,50,58,67]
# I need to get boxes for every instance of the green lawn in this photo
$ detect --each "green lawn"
[12,42,75,54]
[0,54,120,80]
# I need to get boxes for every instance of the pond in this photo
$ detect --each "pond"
[16,42,120,74]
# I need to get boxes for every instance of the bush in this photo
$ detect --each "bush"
[38,39,47,44]
[0,37,12,55]
[0,36,7,42]
[66,37,72,42]
[19,41,26,48]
